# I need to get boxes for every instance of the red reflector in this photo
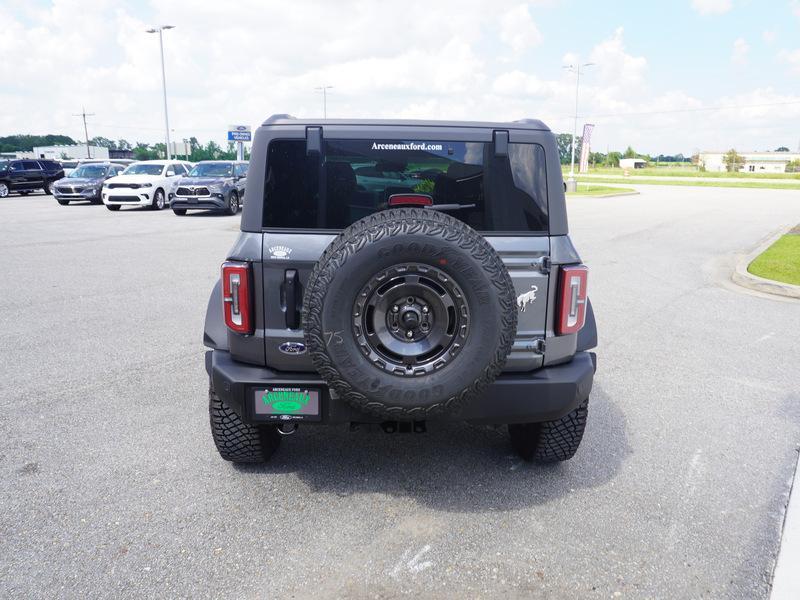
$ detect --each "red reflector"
[221,261,253,334]
[388,193,433,207]
[556,265,588,335]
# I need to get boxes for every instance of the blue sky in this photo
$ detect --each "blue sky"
[2,0,799,154]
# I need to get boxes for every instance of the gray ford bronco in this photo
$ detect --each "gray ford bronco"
[203,115,597,464]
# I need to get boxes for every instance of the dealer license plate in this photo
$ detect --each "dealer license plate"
[253,386,321,421]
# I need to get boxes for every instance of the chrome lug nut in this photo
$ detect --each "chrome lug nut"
[421,306,429,314]
[392,305,399,313]
[406,330,414,339]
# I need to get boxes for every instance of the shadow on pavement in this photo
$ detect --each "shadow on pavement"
[233,384,630,512]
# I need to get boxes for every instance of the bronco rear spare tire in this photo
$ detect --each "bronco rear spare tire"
[303,208,517,419]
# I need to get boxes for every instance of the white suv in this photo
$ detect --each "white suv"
[102,160,193,211]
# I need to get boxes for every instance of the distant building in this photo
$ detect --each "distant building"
[619,158,647,169]
[698,151,800,173]
[14,144,109,160]
[109,149,134,160]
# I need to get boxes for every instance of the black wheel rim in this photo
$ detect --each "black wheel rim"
[352,263,469,376]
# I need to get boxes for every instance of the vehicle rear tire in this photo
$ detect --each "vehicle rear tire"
[43,181,54,195]
[303,207,517,420]
[151,188,165,210]
[173,208,187,216]
[226,191,239,215]
[0,182,9,198]
[508,398,589,463]
[209,384,281,463]
[57,198,69,205]
[106,204,121,211]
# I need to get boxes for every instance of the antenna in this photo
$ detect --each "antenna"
[72,107,95,158]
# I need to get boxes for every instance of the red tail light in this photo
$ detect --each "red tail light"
[221,261,253,334]
[556,265,588,335]
[388,193,433,207]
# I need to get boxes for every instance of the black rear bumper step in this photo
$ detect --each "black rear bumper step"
[206,349,595,425]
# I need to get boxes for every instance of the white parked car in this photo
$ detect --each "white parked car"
[102,160,193,211]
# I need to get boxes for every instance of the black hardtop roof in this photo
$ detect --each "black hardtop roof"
[261,114,550,131]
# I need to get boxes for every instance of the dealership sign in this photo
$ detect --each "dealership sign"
[227,125,251,142]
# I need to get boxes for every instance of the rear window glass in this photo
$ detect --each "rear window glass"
[263,139,548,232]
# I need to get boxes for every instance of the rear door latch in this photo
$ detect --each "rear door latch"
[531,256,551,274]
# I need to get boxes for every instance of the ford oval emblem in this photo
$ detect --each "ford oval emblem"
[279,341,306,355]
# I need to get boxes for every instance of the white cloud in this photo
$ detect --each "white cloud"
[731,37,749,65]
[762,29,777,44]
[498,4,543,52]
[588,27,648,91]
[0,1,798,155]
[778,48,800,74]
[690,0,732,15]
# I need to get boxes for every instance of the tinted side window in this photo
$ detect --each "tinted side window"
[22,161,41,170]
[235,164,247,177]
[263,139,548,232]
[263,141,320,228]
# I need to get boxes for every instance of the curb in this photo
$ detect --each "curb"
[732,226,800,300]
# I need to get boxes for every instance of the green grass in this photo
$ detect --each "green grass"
[567,183,635,196]
[748,234,800,286]
[576,177,800,190]
[564,166,800,180]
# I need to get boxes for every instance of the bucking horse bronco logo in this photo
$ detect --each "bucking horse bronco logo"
[516,285,538,312]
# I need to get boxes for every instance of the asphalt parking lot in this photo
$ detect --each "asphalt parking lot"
[1,187,799,598]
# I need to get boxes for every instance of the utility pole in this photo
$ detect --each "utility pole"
[315,85,334,118]
[563,62,594,191]
[146,25,175,159]
[73,107,95,158]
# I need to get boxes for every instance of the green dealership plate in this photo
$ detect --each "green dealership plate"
[252,386,321,421]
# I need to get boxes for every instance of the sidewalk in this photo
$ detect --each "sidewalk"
[771,449,800,599]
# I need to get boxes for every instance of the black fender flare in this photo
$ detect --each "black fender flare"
[203,279,228,351]
[576,297,597,352]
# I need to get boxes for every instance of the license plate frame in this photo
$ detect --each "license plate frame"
[251,385,323,422]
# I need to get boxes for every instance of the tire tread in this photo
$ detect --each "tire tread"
[302,208,517,419]
[209,385,280,463]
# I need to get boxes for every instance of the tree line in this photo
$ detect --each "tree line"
[0,133,247,162]
[88,136,248,161]
[555,133,687,167]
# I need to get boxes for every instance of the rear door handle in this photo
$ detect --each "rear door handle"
[285,269,299,329]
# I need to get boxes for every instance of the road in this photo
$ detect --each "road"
[1,187,799,598]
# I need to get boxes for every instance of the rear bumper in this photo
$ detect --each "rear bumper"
[206,349,596,425]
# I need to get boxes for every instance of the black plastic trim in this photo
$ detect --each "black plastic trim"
[207,349,595,425]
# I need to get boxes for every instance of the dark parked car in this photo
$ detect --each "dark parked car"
[204,115,597,465]
[53,163,126,205]
[170,160,247,216]
[0,159,64,197]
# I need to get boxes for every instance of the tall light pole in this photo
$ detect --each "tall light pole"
[315,85,333,118]
[563,62,594,189]
[146,25,175,159]
[72,107,95,158]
